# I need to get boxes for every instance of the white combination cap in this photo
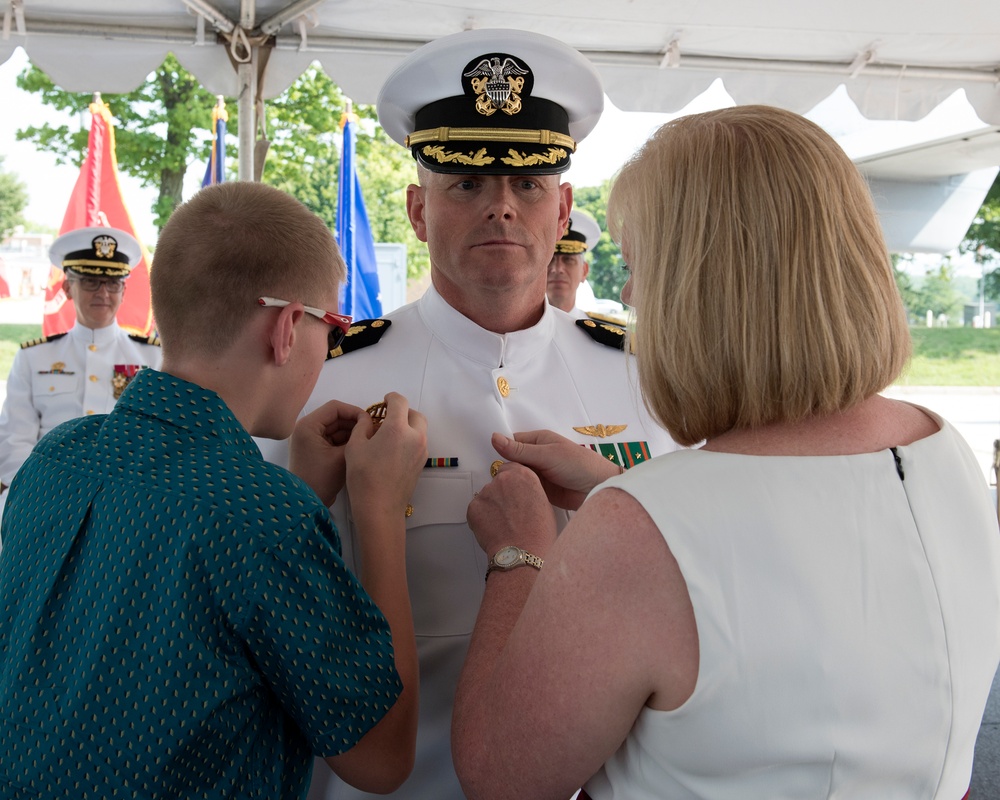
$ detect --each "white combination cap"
[50,226,140,278]
[377,28,604,175]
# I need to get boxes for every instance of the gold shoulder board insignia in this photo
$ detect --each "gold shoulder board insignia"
[20,332,67,349]
[328,318,392,360]
[573,424,629,438]
[128,333,161,347]
[575,318,625,351]
[586,311,627,326]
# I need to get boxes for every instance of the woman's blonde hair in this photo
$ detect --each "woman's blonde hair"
[608,105,911,446]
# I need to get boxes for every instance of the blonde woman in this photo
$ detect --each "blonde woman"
[453,106,1000,800]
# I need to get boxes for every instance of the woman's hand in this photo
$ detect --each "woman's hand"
[467,463,557,559]
[490,429,623,510]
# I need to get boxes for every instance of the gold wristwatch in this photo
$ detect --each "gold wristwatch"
[485,545,544,581]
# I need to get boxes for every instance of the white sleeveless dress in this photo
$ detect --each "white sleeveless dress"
[585,412,1000,800]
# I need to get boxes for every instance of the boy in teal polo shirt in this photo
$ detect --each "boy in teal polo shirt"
[0,182,425,798]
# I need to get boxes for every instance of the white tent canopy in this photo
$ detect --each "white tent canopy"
[4,1,999,118]
[3,0,1000,251]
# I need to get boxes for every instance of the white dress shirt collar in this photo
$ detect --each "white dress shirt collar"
[417,284,556,369]
[68,320,121,347]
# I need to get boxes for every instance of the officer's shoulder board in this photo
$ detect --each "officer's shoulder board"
[327,319,392,360]
[585,311,627,327]
[576,317,626,351]
[128,333,161,347]
[20,332,67,349]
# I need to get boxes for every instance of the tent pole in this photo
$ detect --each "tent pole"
[237,0,256,181]
[237,55,256,181]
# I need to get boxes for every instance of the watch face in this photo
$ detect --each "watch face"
[494,546,522,568]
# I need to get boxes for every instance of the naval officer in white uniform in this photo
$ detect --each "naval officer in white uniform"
[0,227,161,518]
[277,29,683,800]
[547,206,601,318]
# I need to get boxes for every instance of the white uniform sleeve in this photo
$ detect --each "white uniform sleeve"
[0,349,42,487]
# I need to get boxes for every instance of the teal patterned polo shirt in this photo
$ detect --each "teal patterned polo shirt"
[0,369,402,799]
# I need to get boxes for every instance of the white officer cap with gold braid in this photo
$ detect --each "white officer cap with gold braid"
[556,208,601,255]
[377,28,604,175]
[50,226,140,278]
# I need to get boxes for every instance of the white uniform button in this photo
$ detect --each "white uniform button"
[497,376,510,397]
[85,410,95,415]
[88,344,97,352]
[89,375,99,382]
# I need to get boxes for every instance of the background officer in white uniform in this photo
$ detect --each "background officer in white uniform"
[0,227,162,511]
[547,207,601,317]
[271,28,683,800]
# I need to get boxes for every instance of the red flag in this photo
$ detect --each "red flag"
[43,98,154,337]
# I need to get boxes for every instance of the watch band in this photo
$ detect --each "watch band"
[522,552,544,570]
[485,546,544,581]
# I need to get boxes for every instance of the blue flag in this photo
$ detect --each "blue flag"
[202,97,227,187]
[336,111,382,319]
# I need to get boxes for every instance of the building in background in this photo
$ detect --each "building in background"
[0,230,54,299]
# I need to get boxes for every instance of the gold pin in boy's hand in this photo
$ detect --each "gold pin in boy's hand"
[366,401,388,431]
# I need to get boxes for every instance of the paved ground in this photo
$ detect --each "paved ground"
[973,666,1000,797]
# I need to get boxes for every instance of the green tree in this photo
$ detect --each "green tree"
[16,54,217,231]
[571,180,627,301]
[358,132,429,281]
[22,220,59,237]
[261,66,428,280]
[16,58,431,280]
[262,67,342,225]
[0,156,28,241]
[915,262,964,324]
[891,254,922,323]
[960,173,1000,302]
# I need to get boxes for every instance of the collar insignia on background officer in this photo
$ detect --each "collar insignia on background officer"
[378,28,604,175]
[50,226,141,279]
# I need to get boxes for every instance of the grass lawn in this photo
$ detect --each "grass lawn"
[1,323,998,387]
[897,328,1000,386]
[1,324,43,380]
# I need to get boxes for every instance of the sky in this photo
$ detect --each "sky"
[0,48,163,244]
[0,44,991,275]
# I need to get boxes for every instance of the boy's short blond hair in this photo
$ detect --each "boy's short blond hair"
[152,182,345,356]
